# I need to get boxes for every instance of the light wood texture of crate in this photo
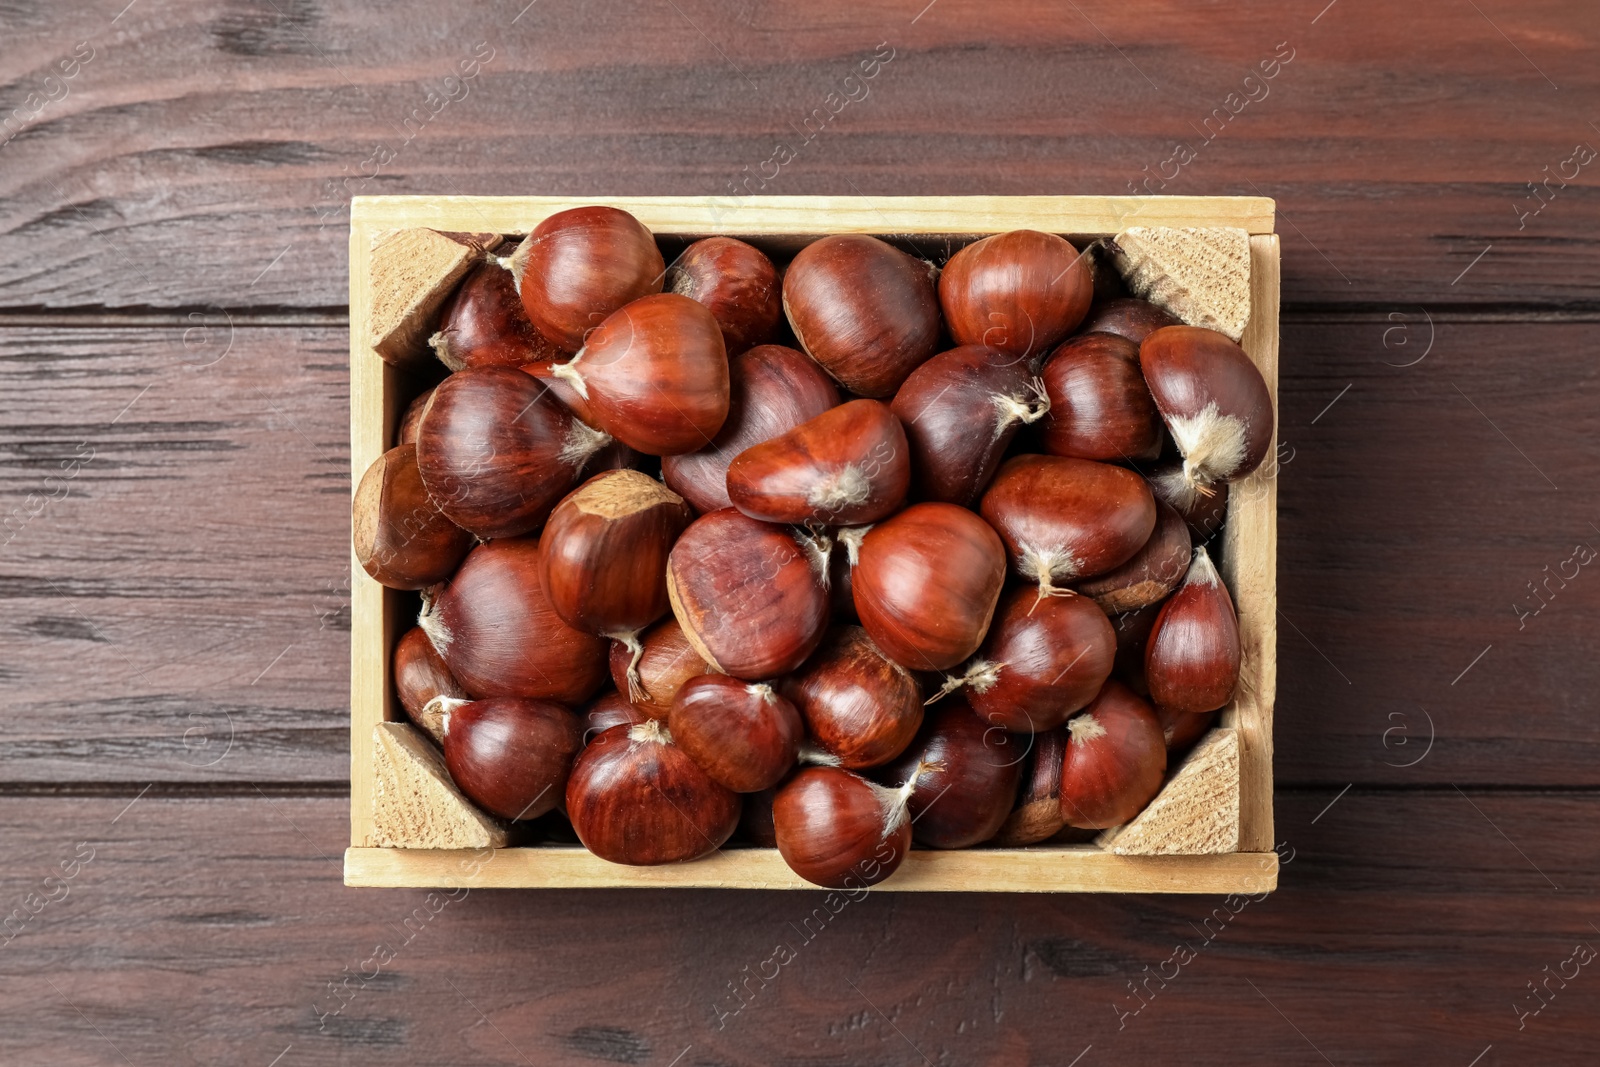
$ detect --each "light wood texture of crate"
[345,195,1279,894]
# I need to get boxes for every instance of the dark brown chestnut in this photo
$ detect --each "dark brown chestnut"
[512,205,665,352]
[782,234,941,397]
[394,625,467,745]
[890,345,1049,506]
[669,675,802,792]
[852,503,1007,671]
[414,366,610,539]
[938,230,1093,361]
[1038,332,1164,462]
[1059,680,1167,829]
[772,766,913,888]
[1148,460,1230,541]
[539,470,693,636]
[726,399,910,526]
[1144,546,1241,714]
[877,698,1024,849]
[352,444,473,590]
[582,690,647,744]
[420,538,609,705]
[784,626,923,770]
[1073,499,1191,614]
[442,697,581,821]
[979,455,1156,595]
[1109,602,1161,697]
[431,258,562,371]
[550,293,730,456]
[1077,297,1180,347]
[565,719,741,865]
[1158,704,1217,758]
[665,236,782,355]
[992,725,1069,846]
[667,509,829,680]
[661,344,840,512]
[396,386,433,447]
[608,617,711,720]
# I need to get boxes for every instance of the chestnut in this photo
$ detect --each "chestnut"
[1038,332,1164,462]
[877,698,1024,849]
[784,626,923,770]
[565,720,741,865]
[522,359,596,425]
[414,366,610,539]
[442,697,581,821]
[939,586,1115,734]
[420,538,610,705]
[1073,499,1191,614]
[667,509,829,680]
[1144,546,1241,714]
[1077,297,1179,347]
[665,236,782,355]
[669,675,803,792]
[607,617,711,719]
[889,345,1049,506]
[938,230,1093,361]
[726,399,910,526]
[1148,460,1229,541]
[551,293,730,456]
[431,258,561,371]
[992,725,1069,846]
[396,386,433,447]
[582,690,647,744]
[782,234,941,397]
[1059,680,1167,829]
[772,766,913,888]
[352,444,473,590]
[1139,325,1275,501]
[979,455,1156,595]
[1158,704,1217,758]
[539,470,693,636]
[393,625,466,744]
[661,344,840,513]
[828,526,867,621]
[512,205,665,351]
[852,503,1007,671]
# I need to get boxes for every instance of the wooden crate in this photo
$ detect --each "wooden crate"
[344,195,1279,893]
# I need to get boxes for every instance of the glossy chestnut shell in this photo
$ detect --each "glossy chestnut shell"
[431,258,561,370]
[1077,297,1180,346]
[939,229,1093,361]
[665,236,782,355]
[393,625,466,744]
[442,697,581,821]
[1038,332,1163,462]
[726,399,910,526]
[784,626,923,770]
[1139,324,1275,496]
[1144,547,1241,714]
[772,766,912,889]
[513,205,665,351]
[1074,499,1191,614]
[581,690,647,744]
[352,444,473,590]
[1059,680,1167,829]
[608,617,712,720]
[992,725,1069,846]
[669,675,802,792]
[877,698,1024,849]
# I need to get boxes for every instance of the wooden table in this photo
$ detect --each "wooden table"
[2,2,1595,1063]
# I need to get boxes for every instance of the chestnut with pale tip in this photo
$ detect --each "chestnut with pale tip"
[431,257,562,371]
[1059,680,1167,829]
[352,444,474,590]
[566,719,742,865]
[782,233,941,397]
[414,365,611,539]
[1148,460,1230,541]
[661,344,840,513]
[726,399,910,526]
[665,236,782,355]
[784,626,923,770]
[607,617,711,720]
[548,293,730,456]
[669,675,803,793]
[1077,297,1180,347]
[992,725,1069,846]
[1144,546,1241,714]
[852,502,1008,672]
[667,509,829,680]
[441,697,581,821]
[772,765,914,888]
[1074,499,1191,614]
[1038,332,1164,462]
[938,229,1093,361]
[511,205,665,351]
[393,625,467,745]
[877,697,1025,849]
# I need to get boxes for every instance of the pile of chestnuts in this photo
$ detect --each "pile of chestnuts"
[355,207,1275,889]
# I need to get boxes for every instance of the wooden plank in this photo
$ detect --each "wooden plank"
[1,1,1596,311]
[1,791,1595,1064]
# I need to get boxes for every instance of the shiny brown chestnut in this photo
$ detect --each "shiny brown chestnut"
[1038,332,1164,462]
[353,444,473,590]
[522,359,596,425]
[1144,546,1241,714]
[890,345,1049,506]
[608,617,711,719]
[431,258,562,371]
[1158,704,1217,758]
[1148,460,1230,541]
[782,234,941,397]
[669,674,802,792]
[667,509,829,680]
[992,725,1069,846]
[665,236,782,355]
[566,720,741,864]
[936,586,1115,734]
[420,538,610,704]
[512,205,665,351]
[396,386,433,447]
[784,626,923,770]
[1059,680,1167,829]
[877,698,1024,849]
[1074,499,1191,614]
[979,455,1157,596]
[394,625,467,745]
[852,503,1008,671]
[414,366,610,539]
[1077,297,1180,347]
[772,766,913,889]
[726,399,910,526]
[1139,325,1275,505]
[442,697,581,821]
[539,470,693,636]
[581,690,647,744]
[939,230,1093,361]
[550,293,730,456]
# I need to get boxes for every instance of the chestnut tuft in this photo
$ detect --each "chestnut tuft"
[726,399,910,526]
[607,617,711,720]
[1059,680,1167,829]
[352,444,473,590]
[1144,546,1241,714]
[665,236,782,355]
[393,625,466,744]
[442,697,581,821]
[773,766,913,888]
[784,626,923,769]
[669,674,803,792]
[939,229,1093,361]
[1148,460,1230,542]
[512,206,665,351]
[877,698,1024,849]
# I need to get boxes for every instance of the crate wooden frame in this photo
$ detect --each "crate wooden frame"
[345,195,1279,893]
